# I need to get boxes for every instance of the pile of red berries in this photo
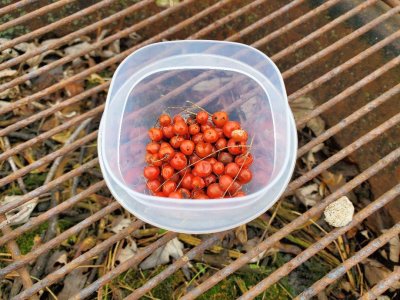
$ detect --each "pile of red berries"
[144,109,253,199]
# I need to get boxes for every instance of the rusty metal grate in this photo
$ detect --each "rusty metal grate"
[0,0,399,299]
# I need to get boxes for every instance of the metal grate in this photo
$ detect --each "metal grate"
[0,0,399,299]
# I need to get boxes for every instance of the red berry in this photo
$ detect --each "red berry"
[212,111,229,128]
[225,162,240,178]
[218,152,233,164]
[223,121,240,138]
[195,142,213,158]
[180,140,195,156]
[170,152,187,170]
[173,121,188,136]
[143,166,160,180]
[158,145,174,161]
[196,111,209,125]
[192,133,204,144]
[161,164,174,180]
[212,161,224,175]
[148,128,163,141]
[170,136,185,149]
[162,181,177,195]
[192,176,205,189]
[204,174,217,186]
[173,115,184,123]
[219,175,233,192]
[146,179,161,192]
[159,114,172,126]
[215,138,227,150]
[227,138,244,155]
[146,142,160,154]
[181,172,194,190]
[189,124,200,135]
[207,183,223,198]
[238,168,252,184]
[231,129,248,142]
[203,128,219,143]
[169,191,182,199]
[235,153,254,168]
[193,160,212,177]
[162,125,175,139]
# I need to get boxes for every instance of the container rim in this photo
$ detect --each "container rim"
[99,40,297,205]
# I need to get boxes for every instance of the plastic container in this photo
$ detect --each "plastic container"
[98,40,297,234]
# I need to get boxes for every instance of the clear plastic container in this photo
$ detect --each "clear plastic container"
[98,40,297,234]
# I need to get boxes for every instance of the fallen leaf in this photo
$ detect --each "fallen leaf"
[111,218,132,234]
[235,224,247,245]
[306,115,325,136]
[116,241,138,265]
[295,183,322,207]
[0,69,17,78]
[64,81,84,97]
[192,77,230,92]
[140,238,183,270]
[51,130,72,143]
[243,238,266,263]
[363,259,400,291]
[381,229,399,263]
[57,268,89,300]
[0,196,38,228]
[321,171,346,193]
[45,250,68,275]
[291,96,325,134]
[304,143,324,169]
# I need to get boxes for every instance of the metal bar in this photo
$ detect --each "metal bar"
[0,158,99,216]
[270,0,379,61]
[0,0,116,52]
[13,219,146,300]
[295,56,400,127]
[0,0,75,33]
[124,232,227,300]
[0,0,38,17]
[360,267,400,300]
[238,183,400,299]
[188,0,270,39]
[0,130,98,187]
[0,0,154,72]
[226,0,306,42]
[180,146,400,299]
[286,111,400,195]
[247,0,341,46]
[296,222,400,299]
[0,180,105,246]
[0,201,125,279]
[0,0,225,115]
[70,232,179,300]
[282,6,400,80]
[0,82,109,137]
[297,83,400,157]
[288,30,400,102]
[0,104,104,162]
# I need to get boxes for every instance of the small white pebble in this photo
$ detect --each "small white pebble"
[324,196,354,227]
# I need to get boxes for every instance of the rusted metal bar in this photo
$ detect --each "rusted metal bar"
[0,0,154,73]
[0,130,98,187]
[0,158,99,215]
[0,0,75,33]
[0,180,106,246]
[270,0,379,61]
[0,0,116,52]
[70,232,179,300]
[295,56,400,127]
[188,0,269,39]
[0,82,109,137]
[296,222,400,299]
[0,0,38,17]
[287,111,400,195]
[13,219,146,300]
[0,104,104,162]
[0,0,221,95]
[124,232,227,300]
[238,183,400,299]
[226,0,307,42]
[180,146,400,299]
[383,0,400,7]
[288,30,400,102]
[282,6,400,80]
[0,0,225,115]
[360,267,400,300]
[246,0,341,46]
[297,83,400,157]
[0,201,125,279]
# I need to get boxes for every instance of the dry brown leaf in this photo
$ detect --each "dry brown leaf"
[111,218,132,234]
[295,183,322,207]
[45,250,68,275]
[51,130,72,144]
[321,171,346,193]
[0,196,38,228]
[381,230,399,263]
[235,224,247,245]
[41,116,60,132]
[22,148,48,173]
[363,259,400,291]
[243,238,266,263]
[307,115,325,136]
[64,81,84,97]
[57,268,89,300]
[116,241,137,265]
[304,143,324,169]
[140,238,183,270]
[291,96,325,134]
